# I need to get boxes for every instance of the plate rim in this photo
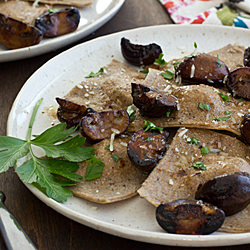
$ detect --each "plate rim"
[7,24,250,247]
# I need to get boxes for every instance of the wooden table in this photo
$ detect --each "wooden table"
[0,1,249,249]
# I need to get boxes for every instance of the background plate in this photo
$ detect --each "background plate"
[7,24,250,247]
[0,0,124,62]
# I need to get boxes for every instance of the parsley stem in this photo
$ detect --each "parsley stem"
[27,98,43,142]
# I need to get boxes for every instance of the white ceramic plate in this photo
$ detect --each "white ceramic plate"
[0,0,124,62]
[7,25,250,247]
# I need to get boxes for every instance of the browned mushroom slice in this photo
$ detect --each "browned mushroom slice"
[244,47,250,67]
[195,172,250,216]
[131,83,178,117]
[226,67,250,100]
[127,129,169,172]
[156,199,225,235]
[56,97,95,128]
[121,37,162,66]
[0,13,42,49]
[80,110,129,142]
[35,7,80,37]
[176,53,229,87]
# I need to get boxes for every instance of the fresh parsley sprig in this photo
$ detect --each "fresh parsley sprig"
[0,99,99,202]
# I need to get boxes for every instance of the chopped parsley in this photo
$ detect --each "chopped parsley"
[155,54,167,66]
[48,8,59,13]
[185,42,198,58]
[143,120,163,132]
[198,102,210,111]
[161,70,174,80]
[111,154,121,162]
[192,161,207,170]
[237,98,246,102]
[224,111,232,115]
[200,146,210,155]
[147,137,152,142]
[218,90,229,102]
[140,69,149,74]
[85,67,104,78]
[186,137,199,145]
[217,55,223,68]
[105,145,121,162]
[127,105,135,122]
[173,61,180,71]
[214,116,231,121]
[166,111,171,118]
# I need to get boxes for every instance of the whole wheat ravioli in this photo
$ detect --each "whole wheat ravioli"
[138,127,250,232]
[0,0,49,25]
[70,136,147,204]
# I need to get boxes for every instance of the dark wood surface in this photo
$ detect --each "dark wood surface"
[0,1,249,249]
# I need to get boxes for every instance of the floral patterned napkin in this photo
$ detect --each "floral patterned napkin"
[159,0,250,28]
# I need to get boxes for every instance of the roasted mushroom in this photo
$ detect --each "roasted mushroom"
[80,110,129,142]
[244,47,250,67]
[35,7,80,37]
[225,67,250,100]
[56,97,95,128]
[131,83,178,117]
[241,113,250,144]
[156,199,225,235]
[195,172,250,216]
[176,53,229,87]
[121,37,162,66]
[127,129,169,171]
[0,13,43,49]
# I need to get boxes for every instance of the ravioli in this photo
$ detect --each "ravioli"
[138,127,250,232]
[70,135,147,203]
[0,1,48,25]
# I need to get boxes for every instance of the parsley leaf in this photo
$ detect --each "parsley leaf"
[143,120,163,132]
[198,102,210,111]
[140,69,149,74]
[111,154,121,162]
[185,42,198,58]
[161,70,174,80]
[85,156,105,181]
[192,161,206,170]
[127,105,135,122]
[48,8,59,13]
[32,126,94,162]
[214,116,231,121]
[0,137,29,172]
[217,55,223,67]
[200,146,210,155]
[85,67,104,78]
[186,137,199,145]
[166,111,171,118]
[218,90,229,102]
[237,98,246,102]
[155,54,167,66]
[173,61,180,71]
[0,98,102,203]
